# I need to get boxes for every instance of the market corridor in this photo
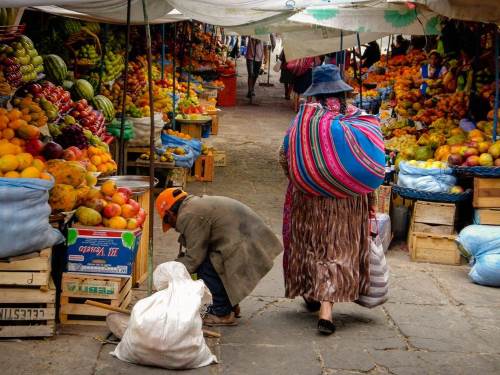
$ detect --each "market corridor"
[1,61,499,375]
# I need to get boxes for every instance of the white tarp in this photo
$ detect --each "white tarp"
[399,1,500,25]
[290,3,441,35]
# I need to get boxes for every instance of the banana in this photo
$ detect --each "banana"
[0,8,7,26]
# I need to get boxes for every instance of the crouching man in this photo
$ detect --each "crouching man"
[155,188,282,326]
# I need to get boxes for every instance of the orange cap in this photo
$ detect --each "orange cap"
[155,188,188,231]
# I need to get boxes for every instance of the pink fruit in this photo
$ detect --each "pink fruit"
[103,203,121,218]
[463,147,479,158]
[128,199,140,215]
[117,187,133,199]
[447,154,463,166]
[465,155,480,167]
[495,158,500,167]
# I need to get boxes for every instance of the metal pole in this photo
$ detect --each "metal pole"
[172,22,177,130]
[142,0,156,296]
[357,32,363,109]
[340,30,343,77]
[386,35,391,65]
[161,24,165,81]
[118,0,131,175]
[187,21,193,99]
[494,29,499,142]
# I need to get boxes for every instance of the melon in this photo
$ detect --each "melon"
[92,95,115,122]
[72,79,94,101]
[43,54,67,84]
[63,19,81,35]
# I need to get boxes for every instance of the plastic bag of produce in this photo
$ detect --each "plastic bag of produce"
[370,213,392,253]
[457,225,500,287]
[127,113,163,146]
[397,161,456,193]
[159,133,202,168]
[0,178,64,258]
[112,262,216,369]
[106,118,135,141]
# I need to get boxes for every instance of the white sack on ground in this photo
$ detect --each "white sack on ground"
[112,262,216,369]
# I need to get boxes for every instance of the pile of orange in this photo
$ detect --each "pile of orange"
[86,146,117,174]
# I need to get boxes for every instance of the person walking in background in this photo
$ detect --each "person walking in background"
[278,50,293,100]
[279,65,384,335]
[391,35,410,56]
[361,41,381,68]
[245,37,264,98]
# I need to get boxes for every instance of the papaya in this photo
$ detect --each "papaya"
[75,206,102,226]
[46,159,86,187]
[49,184,77,212]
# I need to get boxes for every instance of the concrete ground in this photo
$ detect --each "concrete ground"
[1,61,499,375]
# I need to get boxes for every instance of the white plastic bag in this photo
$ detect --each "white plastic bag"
[127,113,164,147]
[356,236,389,308]
[112,262,217,369]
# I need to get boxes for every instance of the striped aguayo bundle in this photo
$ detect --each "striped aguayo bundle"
[286,103,385,198]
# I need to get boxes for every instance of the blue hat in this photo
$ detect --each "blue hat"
[302,64,353,97]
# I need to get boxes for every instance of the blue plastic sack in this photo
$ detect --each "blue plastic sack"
[398,162,456,193]
[457,225,500,287]
[0,178,64,258]
[160,133,202,168]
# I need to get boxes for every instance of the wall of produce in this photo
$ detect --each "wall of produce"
[0,11,231,230]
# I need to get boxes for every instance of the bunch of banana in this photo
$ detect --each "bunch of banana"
[0,70,11,96]
[0,8,18,26]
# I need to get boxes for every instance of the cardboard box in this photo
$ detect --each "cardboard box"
[374,185,392,214]
[66,227,141,277]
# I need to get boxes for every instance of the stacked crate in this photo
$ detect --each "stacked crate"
[473,178,500,225]
[0,248,56,338]
[408,201,462,265]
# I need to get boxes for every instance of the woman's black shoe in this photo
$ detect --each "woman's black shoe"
[317,319,336,335]
[303,297,321,312]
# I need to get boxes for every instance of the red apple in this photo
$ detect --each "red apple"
[111,192,128,205]
[447,154,463,166]
[465,155,480,167]
[103,203,122,218]
[117,187,133,199]
[128,198,140,215]
[136,209,147,226]
[494,158,500,167]
[62,149,77,161]
[463,147,479,158]
[478,141,491,154]
[121,204,136,219]
[67,146,83,160]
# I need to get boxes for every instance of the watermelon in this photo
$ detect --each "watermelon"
[92,95,115,122]
[73,79,94,101]
[43,54,67,84]
[62,80,74,91]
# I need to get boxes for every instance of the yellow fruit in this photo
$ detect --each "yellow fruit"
[2,128,15,140]
[32,158,46,172]
[108,216,127,230]
[4,171,20,178]
[90,155,102,165]
[101,179,117,196]
[49,184,77,212]
[0,142,19,156]
[85,173,97,187]
[97,164,107,173]
[0,154,19,172]
[46,159,86,187]
[16,153,34,170]
[20,166,41,178]
[40,172,52,181]
[88,163,97,172]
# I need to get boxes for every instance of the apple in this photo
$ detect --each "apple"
[447,154,463,166]
[463,147,479,158]
[495,158,500,167]
[489,143,500,159]
[465,155,480,167]
[121,204,137,219]
[111,192,128,205]
[136,208,147,226]
[127,218,138,230]
[103,203,121,218]
[62,149,77,161]
[67,146,83,160]
[479,153,494,166]
[128,199,140,215]
[85,198,107,213]
[477,141,491,154]
[117,187,133,199]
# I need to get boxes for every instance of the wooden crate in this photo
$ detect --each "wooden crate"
[474,208,500,225]
[206,110,219,135]
[473,178,500,208]
[60,273,132,326]
[0,249,55,337]
[413,201,456,226]
[410,232,462,265]
[132,190,150,286]
[193,152,214,182]
[413,222,455,235]
[167,167,188,189]
[0,248,51,288]
[180,122,202,139]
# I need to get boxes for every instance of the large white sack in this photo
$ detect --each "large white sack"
[112,262,216,369]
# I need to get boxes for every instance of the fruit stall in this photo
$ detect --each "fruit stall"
[349,19,500,281]
[0,7,230,338]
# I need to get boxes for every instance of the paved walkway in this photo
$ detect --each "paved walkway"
[1,61,499,375]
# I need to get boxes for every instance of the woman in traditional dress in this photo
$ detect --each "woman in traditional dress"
[279,64,382,335]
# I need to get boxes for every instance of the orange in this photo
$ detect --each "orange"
[7,109,22,121]
[0,154,19,172]
[0,115,9,129]
[20,166,41,179]
[2,128,15,140]
[87,163,97,172]
[111,192,127,205]
[101,180,117,197]
[3,171,20,178]
[108,216,127,230]
[90,155,102,166]
[40,172,52,181]
[97,164,107,173]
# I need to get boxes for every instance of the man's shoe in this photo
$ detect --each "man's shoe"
[246,91,252,98]
[203,312,238,326]
[317,319,336,335]
[232,304,241,318]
